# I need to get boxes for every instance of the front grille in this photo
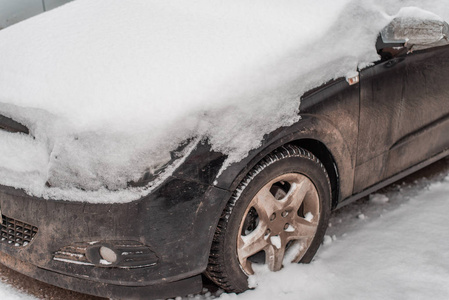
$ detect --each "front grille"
[1,215,38,247]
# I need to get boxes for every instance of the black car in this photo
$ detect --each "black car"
[0,9,448,300]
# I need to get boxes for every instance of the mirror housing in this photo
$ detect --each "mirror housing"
[381,15,449,46]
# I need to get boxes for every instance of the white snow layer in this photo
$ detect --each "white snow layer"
[0,281,37,300]
[0,0,448,202]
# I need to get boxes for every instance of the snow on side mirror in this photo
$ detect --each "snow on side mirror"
[381,8,449,47]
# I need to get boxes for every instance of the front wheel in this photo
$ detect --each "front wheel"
[206,145,331,292]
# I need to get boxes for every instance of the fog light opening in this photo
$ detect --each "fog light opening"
[99,246,117,264]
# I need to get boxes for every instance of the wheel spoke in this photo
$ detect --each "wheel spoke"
[302,188,320,217]
[238,223,269,260]
[259,185,284,211]
[252,186,283,221]
[287,216,318,240]
[237,170,323,276]
[265,244,286,271]
[284,177,314,212]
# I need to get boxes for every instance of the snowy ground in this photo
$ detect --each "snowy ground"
[1,158,449,299]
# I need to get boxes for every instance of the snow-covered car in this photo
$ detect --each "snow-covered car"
[0,1,448,299]
[0,0,71,29]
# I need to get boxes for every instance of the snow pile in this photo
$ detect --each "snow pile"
[0,281,36,300]
[0,0,448,202]
[369,193,389,204]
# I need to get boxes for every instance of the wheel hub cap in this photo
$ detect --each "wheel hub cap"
[237,173,320,275]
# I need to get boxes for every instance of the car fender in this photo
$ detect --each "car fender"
[215,114,354,203]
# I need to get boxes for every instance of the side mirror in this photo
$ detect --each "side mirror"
[381,11,448,46]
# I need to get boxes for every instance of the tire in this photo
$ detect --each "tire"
[206,144,331,293]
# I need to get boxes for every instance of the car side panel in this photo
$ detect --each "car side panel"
[355,45,449,192]
[384,46,449,178]
[354,58,405,191]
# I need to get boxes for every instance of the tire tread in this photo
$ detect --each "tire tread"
[205,144,330,292]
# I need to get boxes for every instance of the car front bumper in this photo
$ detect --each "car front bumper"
[0,250,202,299]
[0,176,230,299]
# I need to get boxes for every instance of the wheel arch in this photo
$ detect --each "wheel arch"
[215,114,355,210]
[199,114,355,275]
[289,139,339,209]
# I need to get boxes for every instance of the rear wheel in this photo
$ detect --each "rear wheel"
[206,145,331,292]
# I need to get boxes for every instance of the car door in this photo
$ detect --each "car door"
[354,44,449,193]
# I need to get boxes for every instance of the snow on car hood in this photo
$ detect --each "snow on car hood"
[0,0,447,203]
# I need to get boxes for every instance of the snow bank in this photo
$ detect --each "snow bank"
[0,0,448,202]
[0,280,37,300]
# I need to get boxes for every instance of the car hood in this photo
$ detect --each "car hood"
[0,0,447,203]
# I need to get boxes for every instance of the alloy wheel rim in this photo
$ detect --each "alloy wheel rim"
[237,173,320,275]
